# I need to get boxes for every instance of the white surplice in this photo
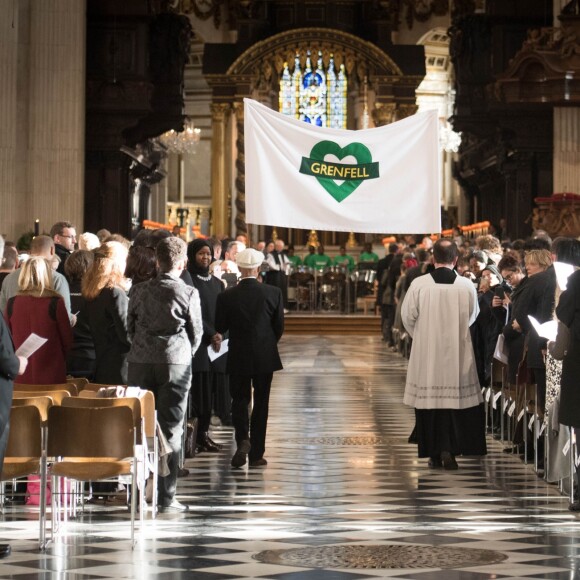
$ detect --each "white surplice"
[401,270,482,410]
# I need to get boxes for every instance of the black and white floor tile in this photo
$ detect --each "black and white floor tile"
[1,335,579,579]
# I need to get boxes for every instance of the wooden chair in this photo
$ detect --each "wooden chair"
[83,383,127,393]
[11,396,53,423]
[66,376,89,392]
[13,390,71,406]
[64,392,158,516]
[14,383,78,396]
[0,406,47,549]
[47,406,141,546]
[139,391,158,516]
[62,397,143,443]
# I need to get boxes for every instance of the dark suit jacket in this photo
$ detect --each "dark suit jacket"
[215,278,284,375]
[0,316,20,470]
[86,286,130,384]
[512,266,556,369]
[375,254,394,307]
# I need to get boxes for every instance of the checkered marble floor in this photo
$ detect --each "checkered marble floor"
[1,335,579,579]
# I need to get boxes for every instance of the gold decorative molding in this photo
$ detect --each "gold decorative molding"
[232,101,244,119]
[372,103,397,126]
[496,16,580,105]
[404,0,449,29]
[531,197,580,238]
[174,0,224,27]
[210,102,231,121]
[397,104,419,119]
[226,27,403,81]
[372,102,418,126]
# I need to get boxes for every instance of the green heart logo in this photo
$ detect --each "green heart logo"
[299,141,379,202]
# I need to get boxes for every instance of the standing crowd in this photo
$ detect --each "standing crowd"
[0,223,285,526]
[1,220,579,559]
[380,230,580,512]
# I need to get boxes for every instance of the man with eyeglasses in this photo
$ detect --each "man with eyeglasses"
[50,221,77,276]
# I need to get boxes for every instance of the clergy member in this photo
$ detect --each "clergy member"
[401,239,486,470]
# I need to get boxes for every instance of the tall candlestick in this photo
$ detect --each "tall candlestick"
[34,219,39,237]
[179,154,185,207]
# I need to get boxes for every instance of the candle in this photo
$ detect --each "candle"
[34,219,39,237]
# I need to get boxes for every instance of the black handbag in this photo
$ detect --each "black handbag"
[548,320,571,360]
[184,418,199,459]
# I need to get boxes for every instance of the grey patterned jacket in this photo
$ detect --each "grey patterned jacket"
[127,273,202,365]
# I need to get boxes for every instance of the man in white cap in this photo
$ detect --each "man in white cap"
[214,248,284,468]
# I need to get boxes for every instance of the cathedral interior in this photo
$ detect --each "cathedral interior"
[1,3,580,578]
[1,0,579,245]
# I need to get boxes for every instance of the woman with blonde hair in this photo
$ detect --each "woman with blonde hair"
[509,246,555,465]
[82,241,130,383]
[524,248,552,277]
[4,256,72,384]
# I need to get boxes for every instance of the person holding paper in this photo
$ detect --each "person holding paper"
[186,238,225,453]
[506,249,554,465]
[4,256,72,384]
[543,238,580,482]
[0,235,27,560]
[554,264,580,510]
[215,248,284,469]
[401,239,485,471]
[511,250,555,420]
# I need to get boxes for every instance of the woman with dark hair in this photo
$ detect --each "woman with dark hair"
[64,249,96,379]
[82,241,130,384]
[125,246,157,290]
[186,238,226,452]
[5,257,72,384]
[133,228,194,286]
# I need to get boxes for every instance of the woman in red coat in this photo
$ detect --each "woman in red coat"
[4,256,72,384]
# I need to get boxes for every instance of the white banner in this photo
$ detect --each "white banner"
[244,98,441,234]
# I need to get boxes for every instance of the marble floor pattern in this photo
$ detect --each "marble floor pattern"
[1,335,579,579]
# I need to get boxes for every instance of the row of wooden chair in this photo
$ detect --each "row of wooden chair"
[1,380,158,549]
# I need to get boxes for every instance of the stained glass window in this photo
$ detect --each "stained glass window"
[279,51,347,128]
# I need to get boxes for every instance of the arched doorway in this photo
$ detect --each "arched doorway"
[204,27,425,242]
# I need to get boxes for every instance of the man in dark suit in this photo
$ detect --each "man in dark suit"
[214,248,284,468]
[0,235,27,559]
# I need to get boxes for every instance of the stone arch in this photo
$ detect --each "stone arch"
[206,28,424,237]
[227,27,403,81]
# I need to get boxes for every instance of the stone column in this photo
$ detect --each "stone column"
[554,107,580,194]
[27,0,86,236]
[210,103,230,236]
[0,0,20,239]
[1,0,85,241]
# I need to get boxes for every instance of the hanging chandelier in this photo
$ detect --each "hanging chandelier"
[158,118,201,154]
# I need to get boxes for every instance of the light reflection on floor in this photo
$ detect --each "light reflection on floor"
[1,335,579,579]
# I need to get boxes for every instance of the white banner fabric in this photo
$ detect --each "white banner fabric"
[244,98,441,234]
